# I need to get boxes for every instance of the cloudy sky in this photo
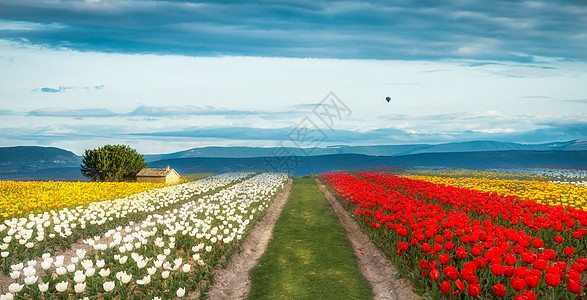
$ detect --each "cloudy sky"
[1,0,586,155]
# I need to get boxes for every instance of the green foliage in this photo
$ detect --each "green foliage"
[80,144,147,182]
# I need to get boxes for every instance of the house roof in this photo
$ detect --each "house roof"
[136,168,177,177]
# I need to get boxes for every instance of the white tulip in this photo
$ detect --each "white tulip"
[1,252,8,258]
[81,259,93,270]
[136,275,151,285]
[99,268,110,278]
[67,264,76,273]
[24,276,38,285]
[119,256,128,264]
[74,271,86,283]
[177,287,186,297]
[38,282,49,292]
[56,266,67,275]
[136,260,147,269]
[182,264,191,273]
[26,260,36,267]
[154,260,163,268]
[147,266,157,276]
[161,271,170,279]
[10,263,23,271]
[41,260,52,270]
[121,273,132,284]
[85,268,95,277]
[55,281,68,292]
[0,293,13,300]
[74,283,86,293]
[76,249,86,259]
[8,283,23,293]
[103,281,115,292]
[23,266,36,277]
[96,259,105,268]
[9,271,20,280]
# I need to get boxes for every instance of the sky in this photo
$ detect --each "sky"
[0,0,586,155]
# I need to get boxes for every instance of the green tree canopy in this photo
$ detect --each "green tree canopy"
[80,144,147,182]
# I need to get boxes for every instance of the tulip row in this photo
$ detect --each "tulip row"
[1,172,287,299]
[322,172,587,299]
[489,168,587,186]
[399,173,587,210]
[0,181,167,219]
[0,172,254,272]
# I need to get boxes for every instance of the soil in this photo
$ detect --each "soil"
[315,178,422,300]
[206,179,293,300]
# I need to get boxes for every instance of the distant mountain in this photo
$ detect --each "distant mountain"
[0,146,81,173]
[143,140,587,162]
[1,143,586,180]
[147,150,587,176]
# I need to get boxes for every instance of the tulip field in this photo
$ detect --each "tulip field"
[0,172,288,299]
[322,171,587,299]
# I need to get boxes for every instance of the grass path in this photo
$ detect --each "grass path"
[248,176,373,299]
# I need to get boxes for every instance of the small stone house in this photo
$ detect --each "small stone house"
[136,165,181,183]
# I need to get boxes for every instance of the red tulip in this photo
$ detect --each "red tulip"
[545,273,561,287]
[504,253,517,266]
[419,259,428,269]
[439,254,450,265]
[421,243,431,253]
[531,238,543,248]
[444,241,454,251]
[440,281,451,294]
[532,259,547,270]
[510,277,526,291]
[525,275,540,288]
[514,267,528,279]
[521,252,536,264]
[564,247,575,256]
[504,266,515,277]
[571,262,586,272]
[455,279,464,291]
[493,283,506,297]
[430,269,440,281]
[554,235,563,243]
[474,257,486,269]
[567,279,581,294]
[491,263,504,276]
[467,283,481,297]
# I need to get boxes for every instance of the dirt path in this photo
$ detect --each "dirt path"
[206,178,293,300]
[315,178,421,300]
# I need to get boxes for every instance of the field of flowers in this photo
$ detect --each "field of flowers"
[0,181,166,219]
[323,172,587,299]
[400,173,587,210]
[0,172,288,299]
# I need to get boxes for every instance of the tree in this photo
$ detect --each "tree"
[80,144,147,182]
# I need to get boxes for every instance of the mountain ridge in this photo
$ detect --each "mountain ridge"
[143,139,587,161]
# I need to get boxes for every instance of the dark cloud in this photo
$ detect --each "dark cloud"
[1,0,586,62]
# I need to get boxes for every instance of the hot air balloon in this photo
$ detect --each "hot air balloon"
[385,96,391,103]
